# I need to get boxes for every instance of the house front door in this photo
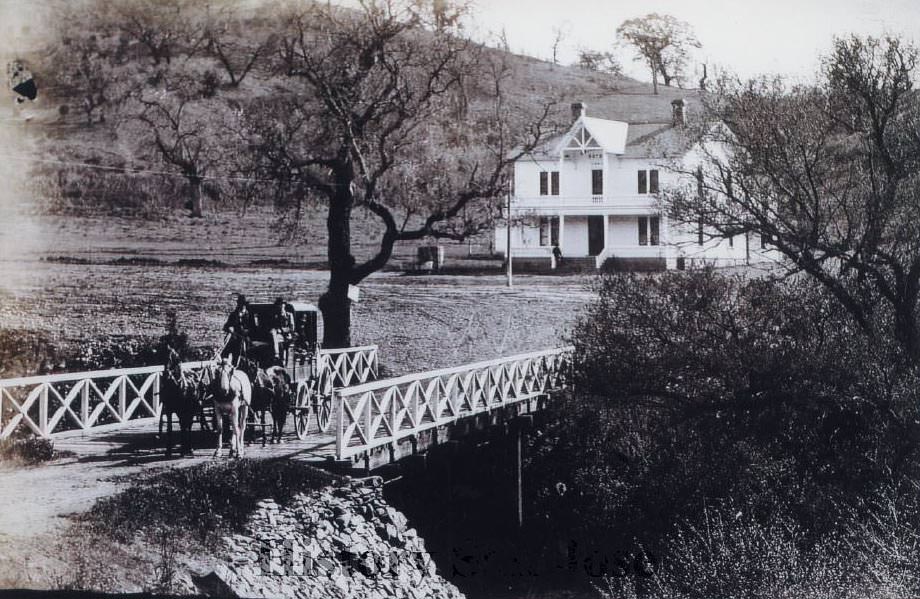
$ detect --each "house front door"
[588,215,605,256]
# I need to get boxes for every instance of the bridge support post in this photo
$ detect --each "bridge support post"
[511,415,533,529]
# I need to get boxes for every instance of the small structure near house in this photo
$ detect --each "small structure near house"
[415,245,445,272]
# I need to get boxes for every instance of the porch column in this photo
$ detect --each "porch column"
[602,214,609,253]
[558,213,566,253]
[661,212,676,269]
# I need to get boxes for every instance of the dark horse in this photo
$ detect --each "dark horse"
[237,356,292,445]
[159,347,205,457]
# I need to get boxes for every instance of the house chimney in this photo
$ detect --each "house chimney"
[571,102,586,121]
[671,98,685,126]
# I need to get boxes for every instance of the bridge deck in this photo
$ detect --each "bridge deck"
[51,419,338,463]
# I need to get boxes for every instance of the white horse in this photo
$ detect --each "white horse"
[210,356,252,458]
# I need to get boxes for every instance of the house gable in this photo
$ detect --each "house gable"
[556,116,629,156]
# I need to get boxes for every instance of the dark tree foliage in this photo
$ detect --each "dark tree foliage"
[668,36,920,361]
[528,270,920,564]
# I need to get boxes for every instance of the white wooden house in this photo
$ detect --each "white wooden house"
[495,101,774,270]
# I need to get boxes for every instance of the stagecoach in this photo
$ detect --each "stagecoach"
[242,301,335,438]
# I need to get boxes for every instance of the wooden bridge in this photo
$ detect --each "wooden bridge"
[0,346,572,470]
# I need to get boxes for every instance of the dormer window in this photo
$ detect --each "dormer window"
[638,169,660,194]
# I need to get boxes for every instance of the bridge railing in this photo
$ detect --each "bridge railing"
[0,361,211,439]
[318,345,378,390]
[0,345,379,440]
[334,346,573,460]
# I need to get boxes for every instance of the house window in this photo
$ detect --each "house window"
[592,169,603,195]
[638,169,660,194]
[539,216,559,247]
[638,216,660,246]
[540,171,560,196]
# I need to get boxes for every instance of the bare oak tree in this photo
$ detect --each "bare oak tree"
[667,35,920,359]
[126,80,226,217]
[242,1,557,347]
[203,4,275,88]
[617,13,701,94]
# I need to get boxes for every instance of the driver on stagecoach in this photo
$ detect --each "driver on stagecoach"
[222,294,254,361]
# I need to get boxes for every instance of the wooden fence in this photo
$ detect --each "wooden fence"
[334,347,573,460]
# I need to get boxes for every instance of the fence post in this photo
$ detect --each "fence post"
[365,390,373,447]
[152,372,161,416]
[390,387,397,438]
[335,390,344,459]
[39,384,49,437]
[81,380,90,429]
[118,377,127,422]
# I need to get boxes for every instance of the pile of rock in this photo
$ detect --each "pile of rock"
[207,477,464,599]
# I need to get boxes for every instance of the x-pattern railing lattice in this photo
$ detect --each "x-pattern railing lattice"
[318,345,378,392]
[335,347,573,459]
[0,362,211,439]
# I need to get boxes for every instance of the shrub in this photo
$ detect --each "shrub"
[0,436,70,466]
[85,458,341,544]
[527,269,920,593]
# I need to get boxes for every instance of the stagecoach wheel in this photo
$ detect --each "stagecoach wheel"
[315,396,333,433]
[311,366,334,434]
[294,382,312,440]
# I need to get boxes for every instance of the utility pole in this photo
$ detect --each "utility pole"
[506,193,513,288]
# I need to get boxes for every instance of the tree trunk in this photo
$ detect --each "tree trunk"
[189,176,204,218]
[319,285,351,349]
[649,60,659,95]
[319,167,355,349]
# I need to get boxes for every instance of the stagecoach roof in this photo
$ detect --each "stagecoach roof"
[287,302,319,313]
[247,301,318,312]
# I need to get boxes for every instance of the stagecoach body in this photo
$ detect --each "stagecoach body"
[243,301,333,437]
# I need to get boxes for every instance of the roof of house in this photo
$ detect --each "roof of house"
[622,122,693,159]
[523,103,695,160]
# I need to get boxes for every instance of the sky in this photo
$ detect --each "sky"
[459,0,920,83]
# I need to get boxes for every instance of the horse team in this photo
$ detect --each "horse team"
[159,348,292,458]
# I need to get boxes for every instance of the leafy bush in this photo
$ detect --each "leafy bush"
[0,328,67,378]
[0,436,70,466]
[85,459,341,544]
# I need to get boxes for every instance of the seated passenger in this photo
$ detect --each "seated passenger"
[268,297,292,365]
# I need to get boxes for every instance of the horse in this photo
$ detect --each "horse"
[237,356,292,445]
[208,355,252,458]
[158,348,204,457]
